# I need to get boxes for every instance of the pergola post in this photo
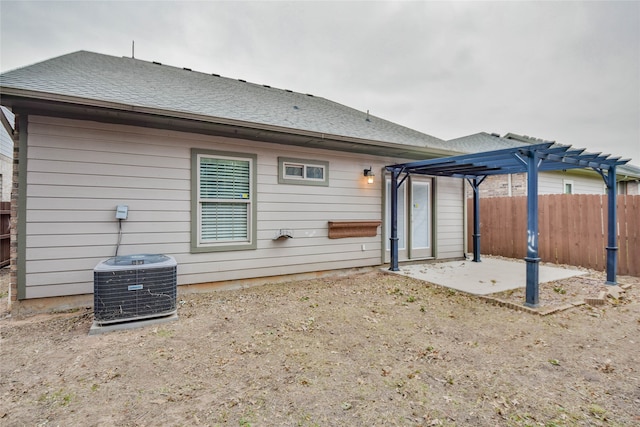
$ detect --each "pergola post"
[524,151,540,308]
[605,165,618,285]
[467,177,485,262]
[389,168,400,272]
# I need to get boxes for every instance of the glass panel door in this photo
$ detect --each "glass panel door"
[410,180,432,258]
[385,177,432,262]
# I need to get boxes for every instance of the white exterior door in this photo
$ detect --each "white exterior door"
[410,180,432,259]
[385,177,432,262]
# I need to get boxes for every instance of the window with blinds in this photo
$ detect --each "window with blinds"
[194,151,255,250]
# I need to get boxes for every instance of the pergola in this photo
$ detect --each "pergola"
[386,142,630,307]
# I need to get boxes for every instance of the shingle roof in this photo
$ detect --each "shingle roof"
[0,50,448,152]
[617,163,640,178]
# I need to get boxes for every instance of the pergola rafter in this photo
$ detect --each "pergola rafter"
[386,142,630,307]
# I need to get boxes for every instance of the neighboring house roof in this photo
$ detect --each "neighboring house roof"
[502,133,550,145]
[618,163,640,179]
[448,132,640,180]
[0,50,451,159]
[446,132,533,154]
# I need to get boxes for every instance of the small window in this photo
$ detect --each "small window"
[285,164,304,178]
[283,162,325,181]
[563,180,573,194]
[278,157,329,186]
[305,165,325,180]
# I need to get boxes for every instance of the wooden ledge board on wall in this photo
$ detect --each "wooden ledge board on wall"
[328,221,381,239]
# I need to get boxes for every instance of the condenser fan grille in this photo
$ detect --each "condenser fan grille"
[93,254,177,325]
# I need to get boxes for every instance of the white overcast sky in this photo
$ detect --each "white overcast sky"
[1,0,638,162]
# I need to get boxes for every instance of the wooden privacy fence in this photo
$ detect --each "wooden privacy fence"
[466,194,640,277]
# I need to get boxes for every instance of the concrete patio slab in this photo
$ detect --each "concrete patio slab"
[386,257,586,295]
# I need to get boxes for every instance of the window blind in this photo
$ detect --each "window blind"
[199,157,250,242]
[201,202,248,241]
[200,158,250,199]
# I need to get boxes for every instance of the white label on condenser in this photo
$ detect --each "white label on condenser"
[128,284,144,291]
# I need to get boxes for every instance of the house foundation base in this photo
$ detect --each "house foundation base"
[177,266,378,295]
[9,293,93,318]
[8,265,379,317]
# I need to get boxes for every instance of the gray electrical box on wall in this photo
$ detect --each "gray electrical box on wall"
[116,205,128,219]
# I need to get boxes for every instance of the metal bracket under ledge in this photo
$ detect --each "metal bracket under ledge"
[273,229,294,240]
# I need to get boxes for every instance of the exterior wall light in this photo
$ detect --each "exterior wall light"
[364,167,375,184]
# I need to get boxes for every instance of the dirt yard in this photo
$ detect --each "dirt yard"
[1,264,639,426]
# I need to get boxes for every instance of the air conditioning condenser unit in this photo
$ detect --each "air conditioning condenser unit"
[92,254,177,329]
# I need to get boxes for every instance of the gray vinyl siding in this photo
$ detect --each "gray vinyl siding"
[435,176,464,259]
[0,107,13,201]
[0,107,14,157]
[0,153,11,202]
[23,116,395,299]
[23,116,467,299]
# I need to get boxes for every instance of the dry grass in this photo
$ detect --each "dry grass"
[1,267,639,426]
